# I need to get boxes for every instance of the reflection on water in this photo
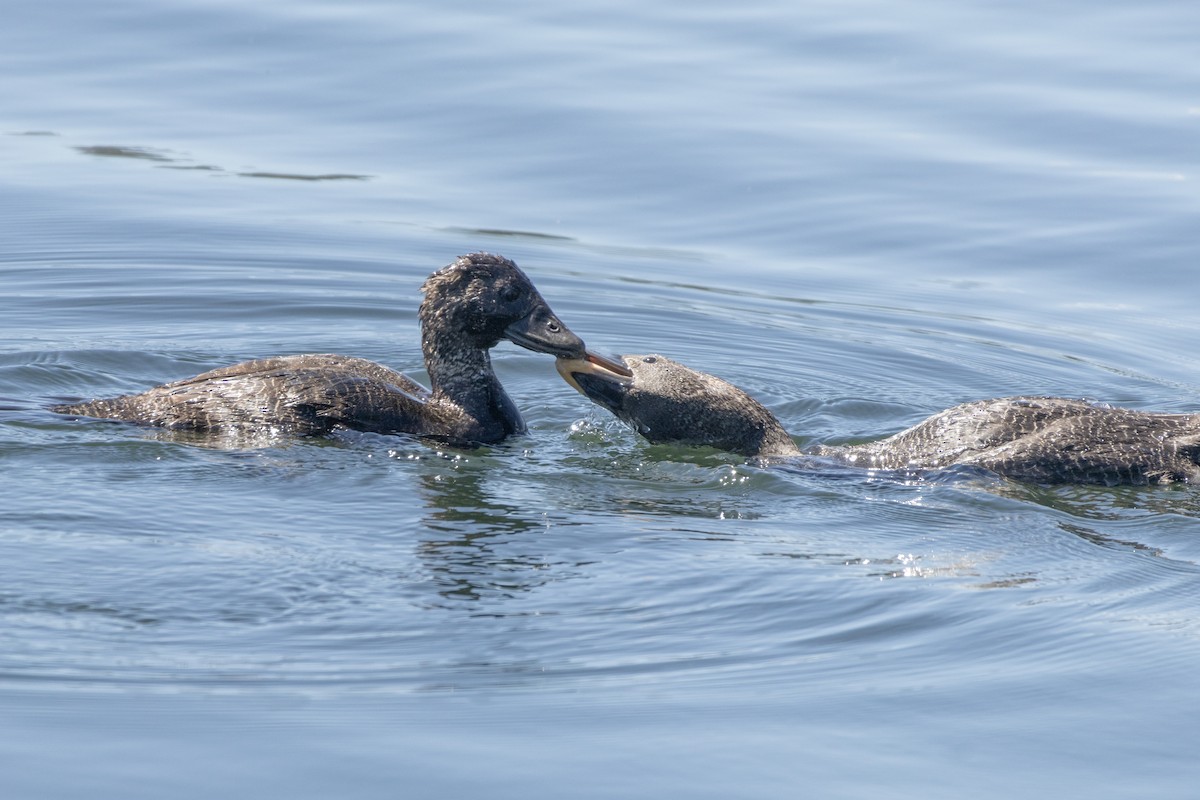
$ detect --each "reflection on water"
[413,459,557,604]
[442,226,576,242]
[75,144,173,162]
[235,171,370,181]
[73,142,371,181]
[1011,481,1200,522]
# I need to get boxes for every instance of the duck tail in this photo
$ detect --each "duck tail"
[50,397,132,419]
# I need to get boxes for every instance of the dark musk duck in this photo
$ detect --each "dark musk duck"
[53,253,629,447]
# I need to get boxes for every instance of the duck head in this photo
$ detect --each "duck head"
[556,352,800,457]
[421,253,610,359]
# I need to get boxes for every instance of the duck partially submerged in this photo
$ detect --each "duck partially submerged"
[558,353,801,458]
[53,253,630,447]
[557,353,1200,485]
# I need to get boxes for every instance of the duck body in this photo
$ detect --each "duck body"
[819,396,1200,485]
[558,353,1200,485]
[57,353,525,443]
[558,353,800,457]
[53,253,619,447]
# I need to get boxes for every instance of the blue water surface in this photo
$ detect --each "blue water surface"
[2,1,1199,798]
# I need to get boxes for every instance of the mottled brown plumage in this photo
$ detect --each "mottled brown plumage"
[54,253,592,446]
[558,354,800,457]
[817,396,1200,485]
[558,353,1200,485]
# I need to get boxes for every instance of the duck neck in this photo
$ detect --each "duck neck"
[421,326,522,435]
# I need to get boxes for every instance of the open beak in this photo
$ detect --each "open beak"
[555,350,634,397]
[503,302,588,358]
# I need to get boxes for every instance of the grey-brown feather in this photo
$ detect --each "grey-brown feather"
[594,355,803,458]
[819,397,1200,485]
[51,355,482,436]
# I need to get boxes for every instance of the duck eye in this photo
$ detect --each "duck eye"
[643,356,657,364]
[500,285,522,303]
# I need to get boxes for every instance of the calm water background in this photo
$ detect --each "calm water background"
[3,0,1199,797]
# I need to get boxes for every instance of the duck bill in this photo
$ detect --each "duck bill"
[555,351,634,403]
[503,302,587,358]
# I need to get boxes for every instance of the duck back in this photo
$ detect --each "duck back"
[825,396,1200,485]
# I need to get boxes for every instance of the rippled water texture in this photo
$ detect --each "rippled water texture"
[3,0,1200,798]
